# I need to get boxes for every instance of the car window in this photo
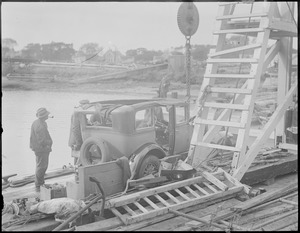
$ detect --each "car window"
[136,108,153,129]
[86,112,112,128]
[176,106,187,124]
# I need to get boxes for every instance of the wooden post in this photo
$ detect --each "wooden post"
[275,2,294,145]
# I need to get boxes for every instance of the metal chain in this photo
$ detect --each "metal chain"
[185,36,191,102]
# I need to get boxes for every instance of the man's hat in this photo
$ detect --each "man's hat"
[36,107,50,119]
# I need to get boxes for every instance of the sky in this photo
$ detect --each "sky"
[1,2,219,53]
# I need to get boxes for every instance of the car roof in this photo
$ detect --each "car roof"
[76,98,187,112]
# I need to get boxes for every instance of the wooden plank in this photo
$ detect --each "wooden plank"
[134,201,149,213]
[203,182,219,193]
[240,153,298,186]
[155,194,171,207]
[279,198,298,206]
[165,191,181,204]
[204,74,255,79]
[195,118,245,128]
[210,87,252,94]
[219,168,250,194]
[175,188,191,201]
[193,183,210,195]
[196,142,240,152]
[123,205,138,216]
[278,143,298,151]
[252,209,298,230]
[111,208,128,225]
[169,209,228,230]
[268,19,297,34]
[143,197,160,210]
[232,181,298,211]
[262,41,280,75]
[207,58,258,63]
[204,102,249,110]
[216,12,267,20]
[214,28,264,34]
[185,186,202,198]
[202,171,229,191]
[209,44,261,57]
[233,83,298,180]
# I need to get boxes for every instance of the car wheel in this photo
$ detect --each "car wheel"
[80,137,110,166]
[137,155,161,179]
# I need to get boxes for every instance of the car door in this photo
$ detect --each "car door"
[173,104,193,154]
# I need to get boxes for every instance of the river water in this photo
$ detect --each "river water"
[2,90,150,177]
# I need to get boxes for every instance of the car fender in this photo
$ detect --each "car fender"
[129,143,166,179]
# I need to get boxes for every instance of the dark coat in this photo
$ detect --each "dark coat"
[30,119,53,153]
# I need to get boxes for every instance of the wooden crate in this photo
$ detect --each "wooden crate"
[40,185,67,200]
[78,161,125,199]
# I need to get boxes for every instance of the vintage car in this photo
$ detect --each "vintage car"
[68,98,193,179]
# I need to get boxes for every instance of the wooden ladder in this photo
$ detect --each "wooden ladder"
[185,2,276,175]
[105,168,247,225]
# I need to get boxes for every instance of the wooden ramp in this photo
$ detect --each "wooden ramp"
[105,168,247,225]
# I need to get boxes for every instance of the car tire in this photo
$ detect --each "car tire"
[137,155,161,179]
[80,137,110,166]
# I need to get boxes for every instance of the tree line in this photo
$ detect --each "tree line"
[2,36,247,64]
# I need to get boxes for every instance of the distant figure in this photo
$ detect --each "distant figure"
[30,108,53,192]
[158,75,171,98]
[90,103,103,125]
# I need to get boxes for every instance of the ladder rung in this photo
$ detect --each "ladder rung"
[214,28,264,34]
[175,188,191,201]
[195,142,241,152]
[204,74,255,79]
[134,201,149,213]
[154,194,170,207]
[192,184,210,195]
[195,119,245,128]
[185,186,202,198]
[202,171,229,191]
[165,192,181,204]
[111,208,127,224]
[143,197,160,210]
[203,102,249,110]
[203,182,219,193]
[216,13,268,20]
[123,205,138,216]
[207,58,258,63]
[209,44,262,57]
[210,87,252,94]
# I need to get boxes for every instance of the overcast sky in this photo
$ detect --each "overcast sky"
[1,2,219,53]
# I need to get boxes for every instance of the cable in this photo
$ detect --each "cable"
[286,2,298,30]
[80,48,104,64]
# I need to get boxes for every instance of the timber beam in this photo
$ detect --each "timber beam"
[232,82,298,180]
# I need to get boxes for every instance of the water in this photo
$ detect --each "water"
[2,90,149,177]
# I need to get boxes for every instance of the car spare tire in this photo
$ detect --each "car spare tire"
[137,154,161,179]
[80,137,110,166]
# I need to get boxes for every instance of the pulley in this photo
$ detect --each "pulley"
[177,2,199,37]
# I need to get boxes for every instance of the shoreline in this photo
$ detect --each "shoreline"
[2,76,201,99]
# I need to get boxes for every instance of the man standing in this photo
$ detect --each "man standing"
[30,108,53,192]
[158,74,171,98]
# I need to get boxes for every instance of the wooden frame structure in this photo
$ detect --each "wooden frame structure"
[186,1,297,181]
